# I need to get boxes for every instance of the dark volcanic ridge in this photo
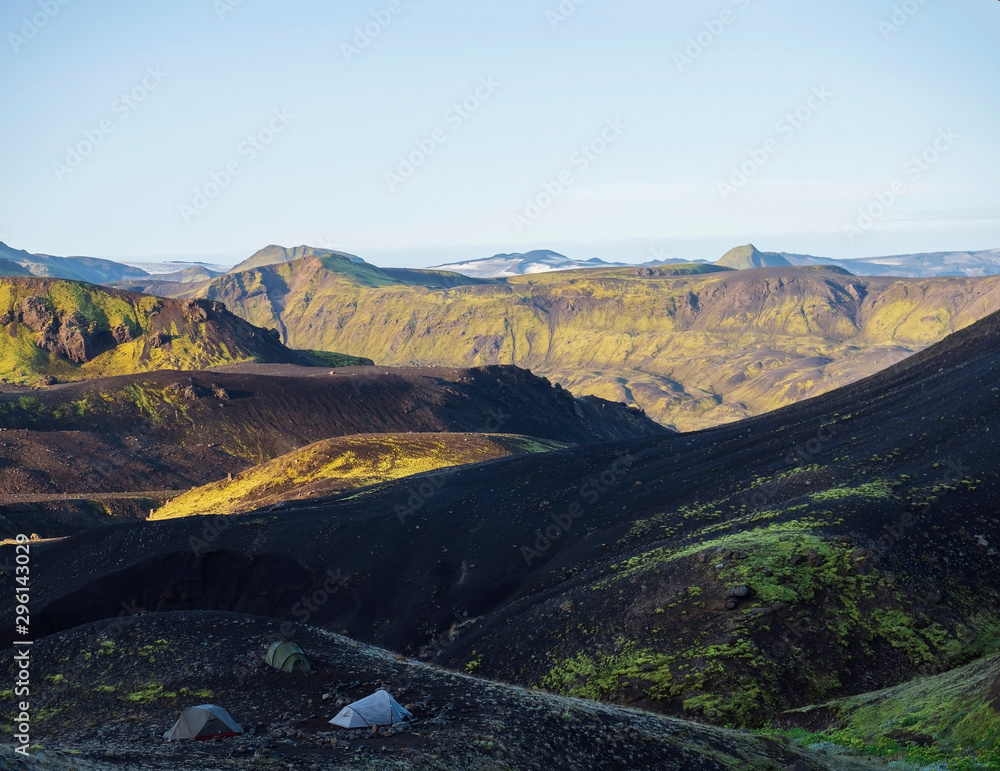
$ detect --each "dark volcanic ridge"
[0,364,665,539]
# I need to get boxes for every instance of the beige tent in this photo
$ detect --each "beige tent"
[264,641,312,673]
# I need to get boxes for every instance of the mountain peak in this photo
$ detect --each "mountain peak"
[716,244,792,270]
[229,245,365,274]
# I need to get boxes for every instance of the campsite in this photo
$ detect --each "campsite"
[11,611,838,769]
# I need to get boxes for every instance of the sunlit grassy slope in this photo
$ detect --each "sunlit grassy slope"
[196,255,1000,430]
[151,432,565,519]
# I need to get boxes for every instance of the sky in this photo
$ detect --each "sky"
[0,0,998,268]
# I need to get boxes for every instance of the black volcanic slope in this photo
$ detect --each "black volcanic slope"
[0,364,663,461]
[4,310,999,726]
[0,365,664,538]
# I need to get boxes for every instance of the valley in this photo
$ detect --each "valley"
[119,247,1000,431]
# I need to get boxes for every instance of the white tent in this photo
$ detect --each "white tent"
[164,704,243,741]
[328,689,412,728]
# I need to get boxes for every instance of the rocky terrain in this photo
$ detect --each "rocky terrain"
[1,612,864,770]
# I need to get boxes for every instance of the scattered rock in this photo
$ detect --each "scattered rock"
[111,324,135,344]
[148,332,171,348]
[182,381,212,400]
[850,548,873,575]
[804,548,824,567]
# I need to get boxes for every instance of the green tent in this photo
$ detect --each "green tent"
[264,641,312,673]
[164,705,243,741]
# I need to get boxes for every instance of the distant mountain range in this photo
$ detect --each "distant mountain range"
[722,243,1000,277]
[0,241,150,284]
[6,239,1000,282]
[0,241,225,285]
[432,243,1000,278]
[109,245,1000,431]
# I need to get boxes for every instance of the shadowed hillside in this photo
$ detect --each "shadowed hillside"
[0,365,664,538]
[121,251,1000,430]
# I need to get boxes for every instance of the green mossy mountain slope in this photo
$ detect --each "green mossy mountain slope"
[0,277,331,383]
[169,254,1000,430]
[780,653,1000,768]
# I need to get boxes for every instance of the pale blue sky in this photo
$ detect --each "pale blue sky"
[1,0,997,267]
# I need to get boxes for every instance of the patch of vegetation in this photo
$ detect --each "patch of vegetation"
[303,349,375,367]
[125,683,177,704]
[179,687,214,699]
[809,479,894,502]
[541,517,993,728]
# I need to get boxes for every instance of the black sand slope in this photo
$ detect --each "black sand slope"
[4,309,999,726]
